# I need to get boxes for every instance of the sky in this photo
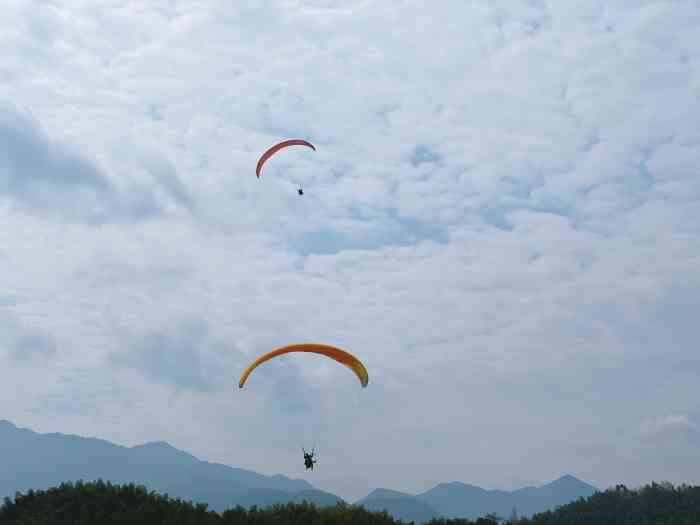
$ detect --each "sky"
[1,0,699,503]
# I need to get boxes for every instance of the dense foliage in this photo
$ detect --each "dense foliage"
[1,480,699,524]
[0,481,217,525]
[526,482,700,525]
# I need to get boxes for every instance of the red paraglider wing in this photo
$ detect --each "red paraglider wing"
[256,139,316,178]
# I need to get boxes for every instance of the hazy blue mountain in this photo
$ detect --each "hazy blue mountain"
[357,488,440,523]
[360,488,415,500]
[0,419,335,511]
[507,474,599,517]
[1,419,598,519]
[417,474,598,519]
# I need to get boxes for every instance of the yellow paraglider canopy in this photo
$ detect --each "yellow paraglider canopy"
[239,343,368,388]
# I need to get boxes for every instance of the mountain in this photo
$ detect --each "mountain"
[357,489,440,523]
[0,419,339,512]
[418,481,497,518]
[417,475,598,519]
[0,419,598,520]
[362,488,415,500]
[352,476,598,523]
[508,474,600,517]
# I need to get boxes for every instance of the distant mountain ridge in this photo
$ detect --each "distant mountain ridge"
[0,419,337,511]
[357,489,441,523]
[1,419,597,521]
[357,474,598,522]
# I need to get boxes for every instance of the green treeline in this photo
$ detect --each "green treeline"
[1,480,699,525]
[526,482,700,525]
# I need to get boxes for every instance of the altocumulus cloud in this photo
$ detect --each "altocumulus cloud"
[0,102,193,222]
[637,414,700,446]
[0,312,57,361]
[0,0,699,502]
[108,315,233,394]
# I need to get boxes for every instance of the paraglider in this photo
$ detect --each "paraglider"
[238,343,369,388]
[255,139,316,195]
[239,343,367,472]
[302,447,317,470]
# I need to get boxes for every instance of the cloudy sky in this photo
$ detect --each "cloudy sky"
[1,0,699,502]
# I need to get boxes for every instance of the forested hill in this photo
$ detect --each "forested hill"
[527,482,700,525]
[2,480,700,524]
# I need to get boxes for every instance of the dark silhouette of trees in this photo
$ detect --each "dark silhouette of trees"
[527,482,700,525]
[2,479,700,524]
[0,480,217,525]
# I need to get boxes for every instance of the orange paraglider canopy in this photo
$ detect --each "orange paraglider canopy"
[238,343,368,388]
[255,139,316,178]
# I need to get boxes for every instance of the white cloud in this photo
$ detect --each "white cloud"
[0,311,57,361]
[637,414,700,444]
[0,102,193,222]
[0,0,699,500]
